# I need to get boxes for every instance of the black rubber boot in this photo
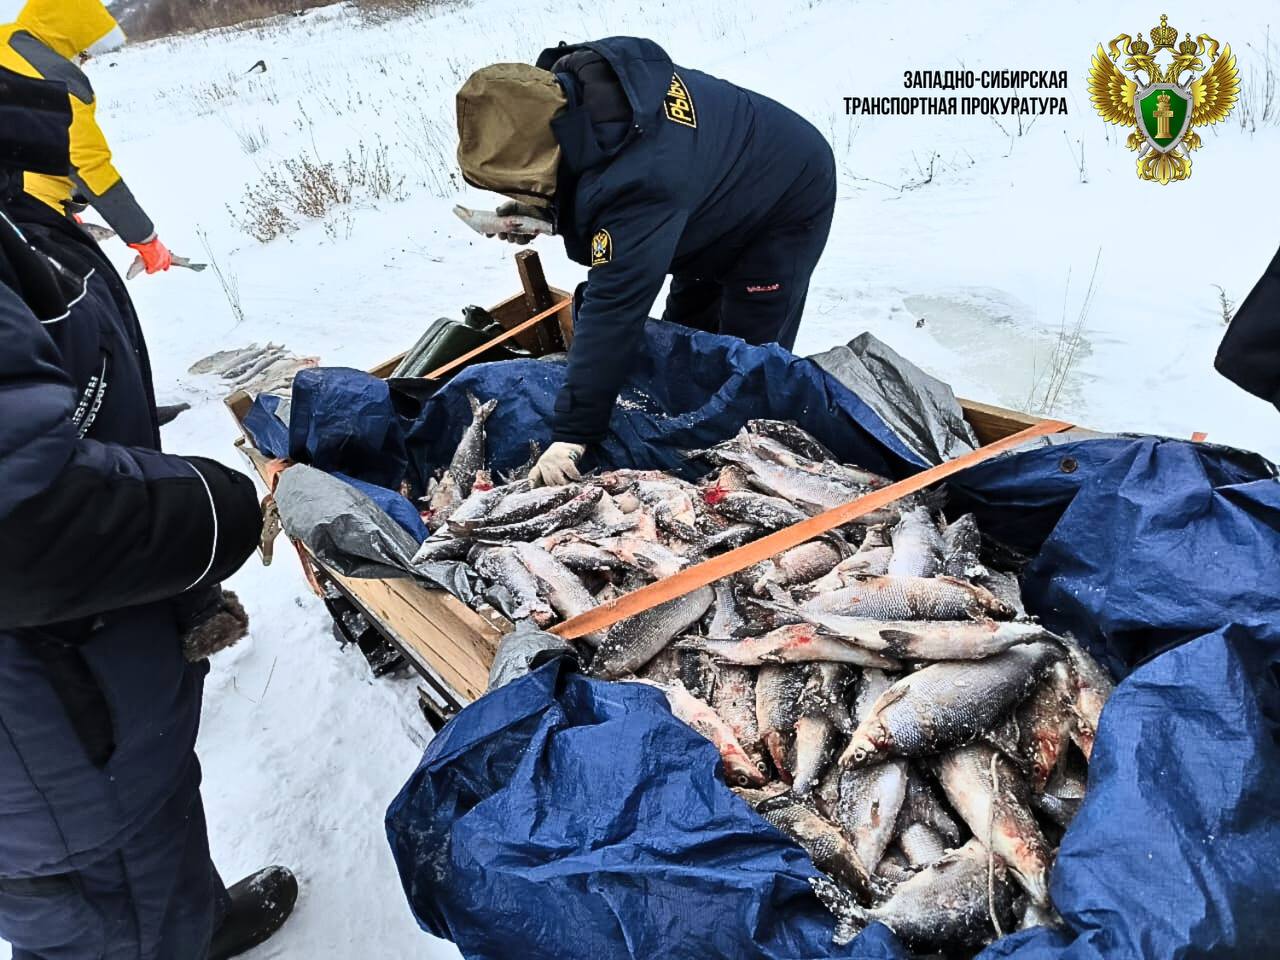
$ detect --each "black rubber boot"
[207,865,298,960]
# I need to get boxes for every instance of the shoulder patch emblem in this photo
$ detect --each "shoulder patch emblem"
[590,228,612,266]
[663,72,697,128]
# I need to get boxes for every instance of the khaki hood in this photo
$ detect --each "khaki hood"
[456,63,566,205]
[16,0,121,59]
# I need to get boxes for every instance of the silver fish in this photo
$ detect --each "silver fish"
[817,670,908,871]
[592,585,714,678]
[790,664,853,796]
[707,579,747,638]
[749,539,844,595]
[449,393,497,497]
[790,617,1050,661]
[941,513,985,579]
[886,506,944,578]
[451,483,580,533]
[631,680,767,787]
[1016,660,1077,790]
[815,838,1017,949]
[934,743,1054,906]
[452,203,555,239]
[466,486,603,541]
[738,790,884,902]
[745,419,840,464]
[703,488,809,530]
[709,663,768,776]
[901,772,964,845]
[756,664,809,779]
[1056,635,1115,760]
[802,575,1013,622]
[976,569,1027,619]
[897,821,946,869]
[676,627,900,669]
[588,536,686,580]
[508,542,600,642]
[472,546,554,627]
[840,641,1063,766]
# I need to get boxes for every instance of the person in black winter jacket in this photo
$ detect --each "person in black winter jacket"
[456,37,837,485]
[1216,246,1280,412]
[0,68,295,960]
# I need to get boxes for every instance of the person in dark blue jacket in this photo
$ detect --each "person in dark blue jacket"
[0,68,295,960]
[456,37,837,485]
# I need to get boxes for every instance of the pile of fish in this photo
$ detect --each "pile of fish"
[412,400,1114,953]
[189,342,319,399]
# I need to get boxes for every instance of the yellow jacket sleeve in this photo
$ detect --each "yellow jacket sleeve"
[67,94,155,244]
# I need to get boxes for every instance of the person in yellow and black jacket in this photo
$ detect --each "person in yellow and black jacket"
[0,0,174,274]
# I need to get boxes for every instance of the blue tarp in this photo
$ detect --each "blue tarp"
[246,321,1280,958]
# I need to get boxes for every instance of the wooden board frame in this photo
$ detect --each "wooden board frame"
[226,253,1061,708]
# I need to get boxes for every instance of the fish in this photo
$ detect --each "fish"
[790,664,853,796]
[465,486,603,541]
[446,475,516,529]
[449,394,497,497]
[676,627,901,669]
[896,821,947,870]
[933,743,1055,906]
[745,419,840,464]
[817,670,909,871]
[632,680,767,787]
[411,534,470,564]
[799,575,1014,622]
[975,569,1027,619]
[786,617,1050,661]
[471,545,555,627]
[1032,763,1087,828]
[756,664,810,779]
[507,542,601,644]
[706,578,747,638]
[1056,635,1115,759]
[806,527,894,590]
[886,506,944,577]
[592,586,714,678]
[452,203,555,239]
[872,847,916,884]
[709,664,768,776]
[588,536,686,580]
[548,538,629,575]
[738,791,884,902]
[901,772,964,845]
[424,471,463,530]
[748,539,844,595]
[941,513,986,579]
[450,483,580,533]
[1015,660,1077,790]
[188,343,274,376]
[634,479,701,542]
[79,221,116,243]
[702,487,810,530]
[840,641,1064,766]
[814,838,1017,949]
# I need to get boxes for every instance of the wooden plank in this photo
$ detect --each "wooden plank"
[423,297,572,381]
[516,250,561,353]
[959,397,1047,445]
[333,574,491,701]
[554,419,1074,641]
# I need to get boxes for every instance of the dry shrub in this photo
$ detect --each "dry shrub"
[231,141,405,242]
[128,0,342,41]
[354,0,462,25]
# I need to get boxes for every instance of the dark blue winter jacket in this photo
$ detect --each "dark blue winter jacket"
[536,37,835,443]
[0,194,261,879]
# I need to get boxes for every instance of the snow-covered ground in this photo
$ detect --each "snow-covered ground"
[3,0,1279,956]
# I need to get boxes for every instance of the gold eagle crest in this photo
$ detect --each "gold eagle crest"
[1088,13,1239,183]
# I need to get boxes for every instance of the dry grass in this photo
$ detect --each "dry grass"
[128,0,342,41]
[354,0,460,24]
[231,140,406,243]
[1027,250,1101,416]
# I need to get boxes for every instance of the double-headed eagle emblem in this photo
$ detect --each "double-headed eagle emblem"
[1089,14,1239,183]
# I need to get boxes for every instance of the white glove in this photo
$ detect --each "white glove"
[528,442,585,487]
[490,200,543,245]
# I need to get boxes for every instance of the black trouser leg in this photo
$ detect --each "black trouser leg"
[661,274,723,334]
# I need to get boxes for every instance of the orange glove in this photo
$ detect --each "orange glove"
[128,235,173,274]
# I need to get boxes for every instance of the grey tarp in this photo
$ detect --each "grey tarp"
[808,332,979,464]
